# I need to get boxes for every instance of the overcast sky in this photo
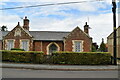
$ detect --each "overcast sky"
[0,0,119,45]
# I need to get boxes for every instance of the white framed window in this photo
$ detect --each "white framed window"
[7,40,14,50]
[21,40,29,51]
[72,40,83,52]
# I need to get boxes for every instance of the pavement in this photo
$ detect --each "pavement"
[0,63,119,71]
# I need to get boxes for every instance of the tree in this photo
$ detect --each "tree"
[92,43,98,52]
[0,25,8,31]
[99,38,107,52]
[92,45,96,52]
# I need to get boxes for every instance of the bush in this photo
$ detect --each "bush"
[11,48,25,51]
[1,50,112,65]
[1,50,44,64]
[52,51,112,65]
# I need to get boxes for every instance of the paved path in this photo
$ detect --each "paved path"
[2,68,118,78]
[1,63,118,71]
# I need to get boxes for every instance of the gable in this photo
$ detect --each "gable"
[65,27,91,40]
[4,24,32,39]
[107,26,120,39]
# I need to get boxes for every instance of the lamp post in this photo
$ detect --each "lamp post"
[112,0,117,65]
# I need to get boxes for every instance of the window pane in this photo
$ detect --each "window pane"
[7,40,14,50]
[74,41,81,52]
[21,41,28,51]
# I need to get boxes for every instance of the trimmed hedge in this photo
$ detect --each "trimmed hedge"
[52,52,112,65]
[1,50,44,64]
[11,48,25,51]
[1,50,112,65]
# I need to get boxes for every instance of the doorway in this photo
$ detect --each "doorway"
[49,44,58,55]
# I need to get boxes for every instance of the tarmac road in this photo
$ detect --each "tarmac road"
[2,68,118,78]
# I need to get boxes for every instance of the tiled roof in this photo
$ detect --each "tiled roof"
[0,31,70,41]
[30,31,70,41]
[0,31,9,40]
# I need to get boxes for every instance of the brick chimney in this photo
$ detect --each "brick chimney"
[23,16,29,31]
[84,22,89,34]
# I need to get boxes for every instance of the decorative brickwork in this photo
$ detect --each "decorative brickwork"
[3,22,33,51]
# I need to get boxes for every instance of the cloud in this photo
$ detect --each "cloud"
[28,12,113,45]
[2,0,87,2]
[0,13,22,29]
[1,0,110,14]
[89,13,113,44]
[0,13,112,45]
[0,0,113,45]
[0,2,6,5]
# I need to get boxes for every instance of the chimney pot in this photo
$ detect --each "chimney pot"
[25,16,27,19]
[18,22,20,26]
[23,16,29,31]
[84,22,89,34]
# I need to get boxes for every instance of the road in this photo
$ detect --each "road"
[2,68,118,78]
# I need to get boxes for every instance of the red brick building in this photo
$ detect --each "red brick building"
[0,17,92,55]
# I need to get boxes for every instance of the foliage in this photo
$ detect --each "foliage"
[11,48,25,51]
[92,45,97,52]
[92,43,98,52]
[53,51,110,54]
[99,38,107,52]
[1,50,44,64]
[1,50,112,65]
[52,51,111,65]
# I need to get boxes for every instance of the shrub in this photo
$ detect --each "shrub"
[1,50,44,64]
[11,48,25,51]
[52,52,111,65]
[1,50,112,65]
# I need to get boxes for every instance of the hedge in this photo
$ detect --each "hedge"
[52,52,112,65]
[1,50,112,65]
[1,50,44,64]
[11,48,25,51]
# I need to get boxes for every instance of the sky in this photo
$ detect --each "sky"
[0,0,119,45]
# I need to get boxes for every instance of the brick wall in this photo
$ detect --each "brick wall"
[33,41,42,51]
[3,25,33,51]
[3,24,92,54]
[34,41,64,55]
[64,27,92,52]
